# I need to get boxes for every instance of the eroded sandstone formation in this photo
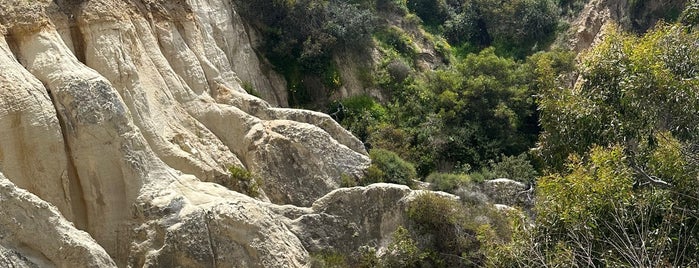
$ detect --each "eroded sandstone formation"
[0,0,374,266]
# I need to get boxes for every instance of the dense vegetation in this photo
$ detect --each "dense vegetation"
[236,0,699,266]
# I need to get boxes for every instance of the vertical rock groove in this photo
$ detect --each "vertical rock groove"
[46,81,89,230]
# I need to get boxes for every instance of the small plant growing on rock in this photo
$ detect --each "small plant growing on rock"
[224,166,262,198]
[241,80,261,98]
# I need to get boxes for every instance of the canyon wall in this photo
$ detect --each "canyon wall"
[0,0,375,266]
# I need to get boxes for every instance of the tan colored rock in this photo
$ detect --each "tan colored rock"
[0,35,85,226]
[130,176,310,267]
[567,0,628,53]
[0,172,116,267]
[0,0,368,266]
[278,184,448,255]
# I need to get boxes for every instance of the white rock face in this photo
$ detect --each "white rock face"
[286,184,416,254]
[0,172,116,268]
[0,0,369,266]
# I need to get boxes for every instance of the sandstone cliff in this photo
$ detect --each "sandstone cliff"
[0,0,379,266]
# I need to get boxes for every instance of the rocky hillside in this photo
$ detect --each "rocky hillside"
[0,0,694,267]
[0,0,401,266]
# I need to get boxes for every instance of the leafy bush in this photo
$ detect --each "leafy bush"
[358,46,563,177]
[374,26,418,56]
[406,0,448,26]
[310,251,349,268]
[425,172,470,193]
[380,226,427,267]
[488,153,538,184]
[224,166,263,198]
[538,24,699,169]
[329,95,387,142]
[681,0,699,26]
[233,0,377,106]
[407,193,512,266]
[241,81,261,98]
[364,149,417,187]
[491,143,699,267]
[376,0,409,14]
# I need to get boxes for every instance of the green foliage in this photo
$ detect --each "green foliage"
[481,0,559,58]
[406,0,448,26]
[375,0,409,14]
[363,149,417,187]
[224,166,263,198]
[407,193,512,266]
[538,24,699,170]
[233,0,377,106]
[491,142,699,266]
[558,0,589,17]
[340,174,358,187]
[440,0,559,58]
[329,95,387,142]
[310,251,349,268]
[380,226,427,267]
[321,61,343,91]
[241,81,261,98]
[681,0,699,26]
[425,172,470,193]
[377,47,542,176]
[342,47,563,178]
[486,21,699,268]
[374,26,418,57]
[488,153,538,184]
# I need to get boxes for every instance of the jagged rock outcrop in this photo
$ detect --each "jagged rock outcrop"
[0,0,369,266]
[567,0,629,52]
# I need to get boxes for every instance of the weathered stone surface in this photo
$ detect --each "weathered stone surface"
[0,0,368,266]
[0,172,116,268]
[280,184,439,255]
[482,178,533,208]
[129,176,309,267]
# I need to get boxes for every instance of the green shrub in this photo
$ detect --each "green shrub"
[374,26,417,56]
[329,95,387,142]
[407,193,491,266]
[488,153,538,184]
[406,0,448,26]
[681,0,699,26]
[321,62,343,91]
[224,166,262,198]
[365,149,417,187]
[376,0,409,14]
[494,143,699,266]
[310,251,349,268]
[340,174,358,187]
[425,172,470,193]
[381,226,427,267]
